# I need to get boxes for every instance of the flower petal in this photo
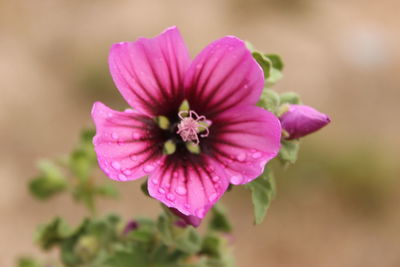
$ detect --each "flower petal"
[184,36,264,118]
[208,105,281,185]
[91,102,162,181]
[147,155,229,219]
[109,26,190,117]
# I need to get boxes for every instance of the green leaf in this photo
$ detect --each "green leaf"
[245,167,276,224]
[96,184,119,198]
[252,51,272,79]
[140,179,150,197]
[265,54,284,71]
[157,213,174,246]
[201,235,221,258]
[103,247,148,267]
[29,160,67,200]
[69,128,96,180]
[208,205,232,233]
[280,92,301,105]
[252,51,284,87]
[278,139,300,164]
[257,89,280,113]
[17,257,41,267]
[175,227,202,254]
[35,217,73,250]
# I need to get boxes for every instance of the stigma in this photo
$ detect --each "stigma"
[177,110,210,145]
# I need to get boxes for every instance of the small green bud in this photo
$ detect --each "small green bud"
[75,235,99,261]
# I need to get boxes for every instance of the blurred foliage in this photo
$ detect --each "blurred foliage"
[29,129,118,214]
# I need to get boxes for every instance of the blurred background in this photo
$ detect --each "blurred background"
[1,0,400,266]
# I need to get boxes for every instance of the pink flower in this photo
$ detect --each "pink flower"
[91,26,281,219]
[280,104,330,140]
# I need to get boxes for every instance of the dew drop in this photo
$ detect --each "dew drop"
[196,208,205,218]
[123,169,132,176]
[173,172,179,178]
[143,164,155,173]
[231,175,243,184]
[118,173,127,181]
[132,132,141,140]
[212,176,220,182]
[165,183,171,189]
[252,152,262,159]
[129,154,137,161]
[111,132,119,140]
[237,153,246,162]
[124,108,134,113]
[111,161,121,170]
[152,178,159,185]
[208,193,218,202]
[166,193,175,201]
[158,188,165,194]
[176,186,187,195]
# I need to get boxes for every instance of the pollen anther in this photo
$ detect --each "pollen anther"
[177,110,210,145]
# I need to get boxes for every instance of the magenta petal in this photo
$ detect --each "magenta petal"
[147,156,229,219]
[280,104,331,140]
[210,106,281,185]
[109,26,190,116]
[91,102,162,181]
[184,36,264,117]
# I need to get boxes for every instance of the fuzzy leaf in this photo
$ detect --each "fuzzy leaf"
[279,139,300,164]
[245,167,276,224]
[280,92,301,105]
[257,89,280,113]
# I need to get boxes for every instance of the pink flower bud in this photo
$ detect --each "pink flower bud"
[280,104,330,140]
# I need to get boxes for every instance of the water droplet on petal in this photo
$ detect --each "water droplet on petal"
[111,161,121,170]
[209,193,218,202]
[173,172,178,178]
[123,169,132,176]
[196,208,205,218]
[143,164,155,173]
[152,178,159,185]
[252,152,262,159]
[158,188,165,194]
[231,175,243,184]
[176,186,187,195]
[260,160,267,168]
[124,108,134,113]
[132,132,140,140]
[237,153,246,162]
[184,204,190,209]
[129,154,137,161]
[212,176,220,182]
[111,132,119,140]
[118,173,127,181]
[165,183,171,189]
[166,193,175,201]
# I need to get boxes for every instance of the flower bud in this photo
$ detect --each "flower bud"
[280,104,330,140]
[169,208,202,228]
[123,220,139,235]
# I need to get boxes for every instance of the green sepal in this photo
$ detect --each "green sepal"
[280,92,301,105]
[245,167,276,224]
[257,89,280,114]
[278,139,300,165]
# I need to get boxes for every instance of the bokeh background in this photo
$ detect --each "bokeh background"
[1,0,400,266]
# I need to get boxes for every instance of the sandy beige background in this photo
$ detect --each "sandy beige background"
[1,0,400,266]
